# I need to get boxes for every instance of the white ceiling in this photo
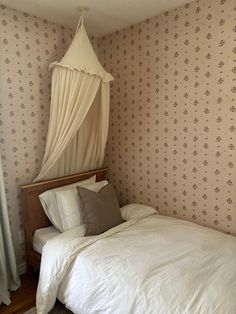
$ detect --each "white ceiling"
[1,0,193,37]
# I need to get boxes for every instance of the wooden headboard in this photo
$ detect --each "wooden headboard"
[20,168,108,272]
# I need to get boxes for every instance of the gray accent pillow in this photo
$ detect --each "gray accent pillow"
[77,183,124,236]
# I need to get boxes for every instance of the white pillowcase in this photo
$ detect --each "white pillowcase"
[39,175,96,232]
[120,203,158,221]
[56,180,109,232]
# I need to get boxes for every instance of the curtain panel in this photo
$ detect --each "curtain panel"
[0,154,20,305]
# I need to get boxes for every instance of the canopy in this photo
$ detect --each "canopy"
[34,17,113,182]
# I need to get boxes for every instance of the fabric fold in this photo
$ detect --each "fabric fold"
[0,153,20,305]
[49,62,114,83]
[36,220,138,314]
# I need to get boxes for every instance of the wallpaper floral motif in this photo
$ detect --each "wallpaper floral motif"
[99,0,236,235]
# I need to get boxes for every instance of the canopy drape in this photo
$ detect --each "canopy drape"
[35,18,113,182]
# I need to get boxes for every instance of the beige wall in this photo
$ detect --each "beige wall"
[0,5,98,265]
[99,0,236,235]
[0,0,235,266]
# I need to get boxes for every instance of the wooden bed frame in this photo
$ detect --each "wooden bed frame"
[20,168,108,272]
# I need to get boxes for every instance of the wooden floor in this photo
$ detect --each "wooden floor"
[0,273,38,314]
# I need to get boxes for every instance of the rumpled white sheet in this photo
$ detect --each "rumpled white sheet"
[37,205,236,314]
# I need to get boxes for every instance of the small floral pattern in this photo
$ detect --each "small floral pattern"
[100,0,236,235]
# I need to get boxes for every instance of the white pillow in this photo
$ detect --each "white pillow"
[39,175,96,232]
[56,180,109,232]
[120,203,158,221]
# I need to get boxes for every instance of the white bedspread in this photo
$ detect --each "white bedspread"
[37,205,236,314]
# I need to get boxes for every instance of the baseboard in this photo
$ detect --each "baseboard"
[17,262,27,275]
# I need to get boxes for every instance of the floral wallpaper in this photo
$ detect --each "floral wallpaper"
[0,0,235,268]
[0,5,98,266]
[99,0,236,235]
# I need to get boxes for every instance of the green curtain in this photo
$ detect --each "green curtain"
[0,154,20,305]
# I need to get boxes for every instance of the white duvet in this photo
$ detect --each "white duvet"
[37,204,236,314]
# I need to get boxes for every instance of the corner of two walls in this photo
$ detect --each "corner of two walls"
[98,0,236,235]
[0,0,235,267]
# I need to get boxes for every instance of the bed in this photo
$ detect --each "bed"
[20,169,236,314]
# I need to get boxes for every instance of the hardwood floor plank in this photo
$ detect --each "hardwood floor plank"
[0,273,38,314]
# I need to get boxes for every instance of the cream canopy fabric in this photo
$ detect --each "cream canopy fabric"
[35,18,113,182]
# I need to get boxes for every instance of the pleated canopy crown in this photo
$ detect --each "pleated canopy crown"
[50,22,113,82]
